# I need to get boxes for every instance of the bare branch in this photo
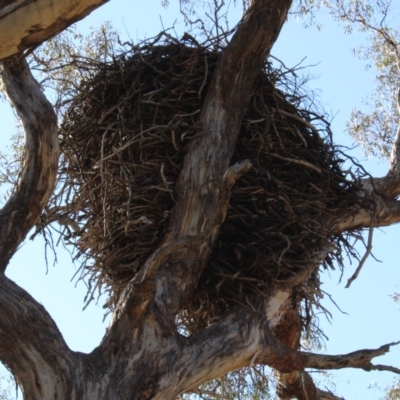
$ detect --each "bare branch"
[0,274,79,398]
[335,195,400,231]
[302,341,400,374]
[172,307,400,396]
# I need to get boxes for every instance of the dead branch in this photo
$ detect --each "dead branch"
[302,341,400,373]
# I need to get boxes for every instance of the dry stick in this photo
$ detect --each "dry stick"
[270,153,321,174]
[345,215,374,288]
[277,108,320,138]
[94,125,165,166]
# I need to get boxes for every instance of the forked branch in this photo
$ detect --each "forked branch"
[170,306,400,397]
[302,341,400,373]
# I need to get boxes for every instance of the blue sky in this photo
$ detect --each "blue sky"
[1,1,399,399]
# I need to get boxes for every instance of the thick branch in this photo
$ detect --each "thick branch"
[95,286,400,399]
[174,308,282,395]
[335,194,400,231]
[273,299,344,400]
[0,0,108,60]
[0,274,80,399]
[173,307,400,396]
[0,57,58,272]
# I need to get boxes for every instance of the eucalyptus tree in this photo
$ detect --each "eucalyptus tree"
[0,1,399,400]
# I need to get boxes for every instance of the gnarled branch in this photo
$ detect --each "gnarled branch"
[302,341,400,374]
[0,56,58,272]
[0,274,80,398]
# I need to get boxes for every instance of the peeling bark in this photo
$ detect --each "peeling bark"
[0,0,108,60]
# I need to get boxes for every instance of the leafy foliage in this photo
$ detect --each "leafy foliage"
[0,131,23,204]
[384,378,400,400]
[29,21,120,116]
[322,0,400,158]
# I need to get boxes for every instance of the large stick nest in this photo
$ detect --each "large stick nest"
[58,37,366,329]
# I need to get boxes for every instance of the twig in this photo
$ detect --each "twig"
[345,215,374,288]
[270,153,321,174]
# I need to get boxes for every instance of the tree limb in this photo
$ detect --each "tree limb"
[0,56,58,272]
[0,274,80,399]
[335,195,400,231]
[345,216,374,288]
[174,307,400,396]
[302,341,400,373]
[0,0,109,60]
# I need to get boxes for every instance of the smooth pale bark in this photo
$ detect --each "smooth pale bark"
[0,0,108,60]
[335,194,400,231]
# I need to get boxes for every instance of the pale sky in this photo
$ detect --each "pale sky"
[1,1,399,399]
